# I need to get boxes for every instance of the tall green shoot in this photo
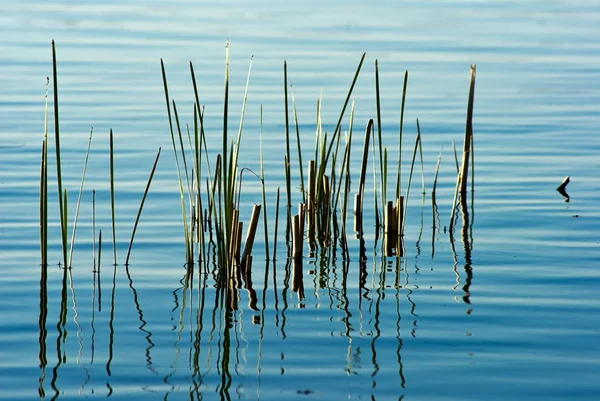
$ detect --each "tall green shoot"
[51,40,68,269]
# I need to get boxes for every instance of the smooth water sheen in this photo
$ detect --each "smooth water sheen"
[2,1,600,400]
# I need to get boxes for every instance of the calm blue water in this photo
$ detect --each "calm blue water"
[2,1,600,400]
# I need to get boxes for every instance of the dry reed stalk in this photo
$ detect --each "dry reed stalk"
[396,196,404,257]
[235,221,243,267]
[298,203,305,242]
[384,201,395,256]
[292,255,304,299]
[292,214,302,260]
[241,204,262,270]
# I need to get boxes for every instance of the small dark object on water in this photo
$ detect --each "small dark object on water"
[557,176,570,202]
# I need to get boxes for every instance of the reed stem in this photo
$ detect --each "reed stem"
[125,147,162,265]
[51,40,68,269]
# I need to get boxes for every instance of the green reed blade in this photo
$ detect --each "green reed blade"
[471,131,475,200]
[62,188,68,260]
[396,71,408,200]
[68,127,94,268]
[109,129,117,266]
[51,40,68,269]
[272,187,281,262]
[336,100,355,233]
[222,42,231,249]
[193,105,206,266]
[375,59,385,208]
[230,56,253,200]
[371,127,379,230]
[173,100,192,199]
[452,139,459,173]
[402,120,421,235]
[189,62,205,198]
[291,90,306,204]
[92,189,96,270]
[125,147,161,265]
[314,93,322,163]
[161,59,191,261]
[317,52,366,202]
[259,105,270,261]
[418,126,425,195]
[98,229,102,276]
[283,61,292,242]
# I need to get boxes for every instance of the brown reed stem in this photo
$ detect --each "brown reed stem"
[241,204,262,270]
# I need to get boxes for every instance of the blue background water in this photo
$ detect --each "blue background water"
[1,1,600,400]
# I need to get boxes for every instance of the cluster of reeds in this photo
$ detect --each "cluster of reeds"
[40,41,477,301]
[37,42,477,399]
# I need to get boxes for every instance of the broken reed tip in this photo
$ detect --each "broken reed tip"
[557,176,570,192]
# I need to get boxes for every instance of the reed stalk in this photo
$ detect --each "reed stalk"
[98,230,102,277]
[307,160,316,243]
[291,91,306,204]
[452,139,459,173]
[292,214,302,260]
[272,187,281,262]
[40,77,49,267]
[316,53,366,205]
[432,149,443,236]
[432,148,443,199]
[40,141,47,265]
[418,128,425,195]
[125,147,161,265]
[314,94,322,163]
[109,129,117,266]
[259,105,270,261]
[371,129,380,235]
[396,71,408,201]
[241,204,262,269]
[402,121,421,235]
[229,56,253,207]
[51,40,68,269]
[68,127,94,268]
[222,42,232,259]
[336,101,355,237]
[459,64,476,196]
[375,60,385,212]
[92,189,96,271]
[354,119,373,232]
[283,61,292,241]
[161,59,191,262]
